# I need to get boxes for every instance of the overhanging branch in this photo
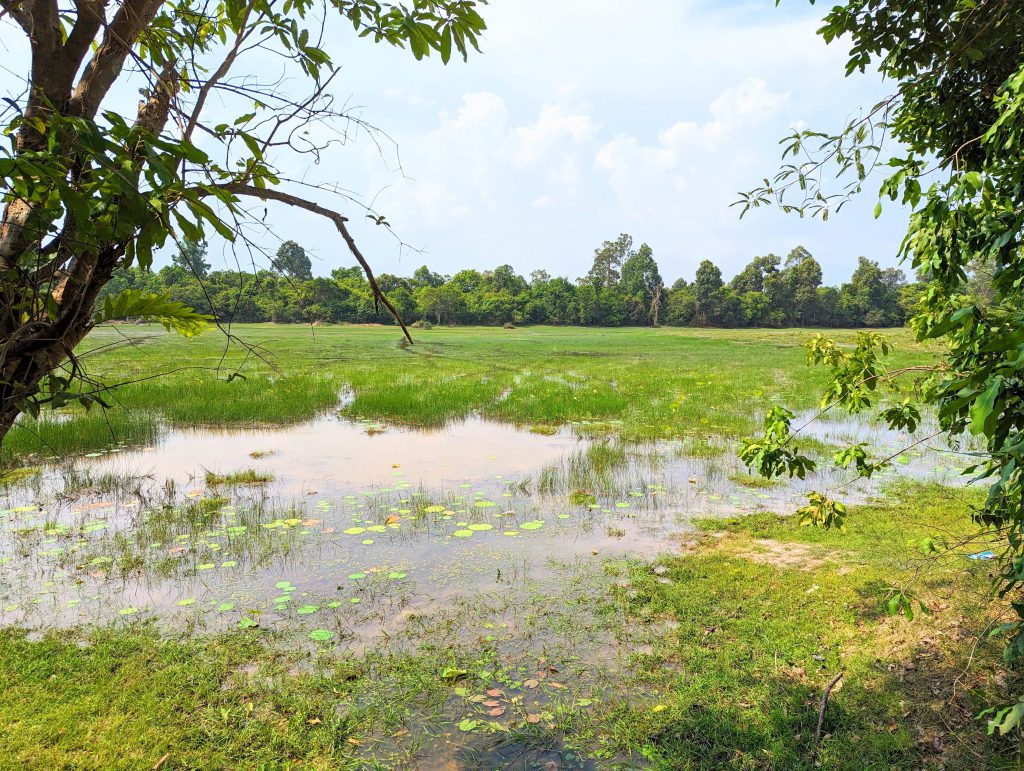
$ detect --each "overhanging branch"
[204,182,412,343]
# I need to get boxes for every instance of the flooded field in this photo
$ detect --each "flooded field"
[0,408,968,642]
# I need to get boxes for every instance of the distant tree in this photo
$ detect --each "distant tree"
[783,246,824,325]
[586,233,633,289]
[171,240,211,280]
[412,265,445,288]
[692,260,724,326]
[730,254,780,295]
[621,243,664,325]
[273,241,313,281]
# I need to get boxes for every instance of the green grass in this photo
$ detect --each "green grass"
[0,325,1012,767]
[1,324,934,464]
[204,468,274,486]
[602,482,1018,768]
[0,484,1016,768]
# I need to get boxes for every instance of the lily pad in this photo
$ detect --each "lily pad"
[309,629,334,642]
[453,530,474,538]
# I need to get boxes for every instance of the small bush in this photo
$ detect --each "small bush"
[411,319,433,329]
[503,322,516,329]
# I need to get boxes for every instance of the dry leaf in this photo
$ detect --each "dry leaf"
[486,689,504,698]
[488,707,505,717]
[346,737,363,746]
[523,679,539,689]
[526,714,540,724]
[483,700,500,708]
[307,717,322,725]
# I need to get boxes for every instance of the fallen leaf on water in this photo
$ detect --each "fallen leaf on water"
[346,738,363,746]
[483,700,500,708]
[523,679,539,689]
[385,515,400,525]
[488,707,506,717]
[302,519,321,527]
[486,688,504,698]
[549,682,566,689]
[526,714,540,724]
[307,717,322,725]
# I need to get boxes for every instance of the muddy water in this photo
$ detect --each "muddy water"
[0,412,968,641]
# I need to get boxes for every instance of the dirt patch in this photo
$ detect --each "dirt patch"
[732,539,839,571]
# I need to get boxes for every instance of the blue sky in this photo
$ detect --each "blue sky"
[0,0,909,285]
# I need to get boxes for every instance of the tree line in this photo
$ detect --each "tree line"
[101,234,920,328]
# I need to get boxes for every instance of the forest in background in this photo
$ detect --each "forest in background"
[101,233,922,328]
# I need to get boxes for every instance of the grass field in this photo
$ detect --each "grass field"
[4,324,932,463]
[0,325,1018,769]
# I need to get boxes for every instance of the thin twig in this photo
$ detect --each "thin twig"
[816,671,845,742]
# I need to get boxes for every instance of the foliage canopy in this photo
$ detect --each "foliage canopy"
[740,0,1024,734]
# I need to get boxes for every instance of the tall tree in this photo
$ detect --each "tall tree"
[692,260,723,326]
[0,0,487,443]
[171,240,211,280]
[621,243,664,325]
[273,241,313,281]
[585,233,633,289]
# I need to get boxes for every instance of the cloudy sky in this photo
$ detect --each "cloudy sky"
[1,0,908,285]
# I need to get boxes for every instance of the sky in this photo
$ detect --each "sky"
[0,0,908,285]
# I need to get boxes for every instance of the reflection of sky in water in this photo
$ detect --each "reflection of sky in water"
[0,413,972,639]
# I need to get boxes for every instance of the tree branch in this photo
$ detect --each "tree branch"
[183,4,255,142]
[204,183,412,342]
[68,0,164,120]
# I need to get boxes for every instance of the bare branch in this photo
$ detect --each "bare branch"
[207,182,412,343]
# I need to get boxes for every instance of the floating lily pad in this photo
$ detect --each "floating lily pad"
[217,602,235,612]
[468,523,493,531]
[344,527,366,535]
[387,571,407,580]
[177,598,196,607]
[196,563,215,571]
[520,520,545,531]
[220,560,237,568]
[119,607,140,616]
[453,530,474,538]
[296,604,319,615]
[309,629,334,642]
[347,573,366,580]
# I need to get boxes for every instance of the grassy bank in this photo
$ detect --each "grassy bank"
[0,484,1014,769]
[2,324,934,464]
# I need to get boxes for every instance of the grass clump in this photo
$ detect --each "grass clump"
[204,469,274,486]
